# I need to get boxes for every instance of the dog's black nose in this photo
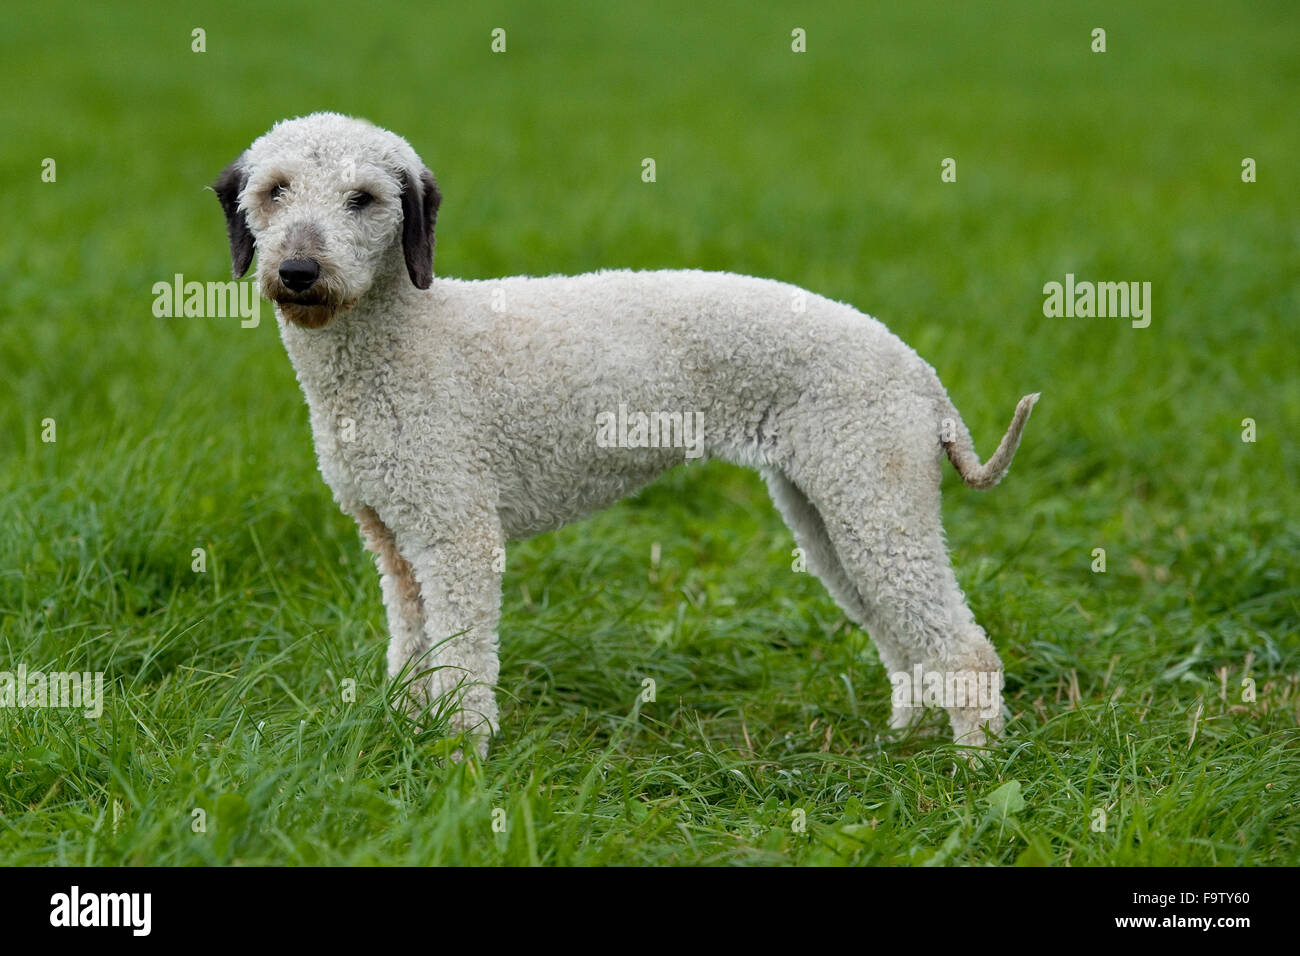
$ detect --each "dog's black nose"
[279,258,320,292]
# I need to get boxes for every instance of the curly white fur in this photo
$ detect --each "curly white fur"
[214,113,1038,754]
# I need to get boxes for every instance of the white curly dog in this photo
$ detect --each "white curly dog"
[214,113,1038,755]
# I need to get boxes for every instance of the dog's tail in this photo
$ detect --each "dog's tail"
[943,393,1040,490]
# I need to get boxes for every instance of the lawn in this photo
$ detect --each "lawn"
[0,0,1296,865]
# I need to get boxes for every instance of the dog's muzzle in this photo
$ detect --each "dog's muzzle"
[266,257,344,329]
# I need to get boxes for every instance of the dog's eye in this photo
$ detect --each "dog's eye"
[347,191,374,211]
[269,181,289,202]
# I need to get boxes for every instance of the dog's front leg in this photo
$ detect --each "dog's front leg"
[392,509,504,758]
[356,506,427,678]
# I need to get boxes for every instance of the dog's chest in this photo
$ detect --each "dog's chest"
[304,386,399,505]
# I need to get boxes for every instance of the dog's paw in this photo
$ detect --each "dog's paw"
[947,707,1004,750]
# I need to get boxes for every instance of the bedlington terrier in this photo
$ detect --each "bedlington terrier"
[214,113,1038,755]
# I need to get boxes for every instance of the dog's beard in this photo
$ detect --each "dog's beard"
[262,273,353,329]
[277,299,340,329]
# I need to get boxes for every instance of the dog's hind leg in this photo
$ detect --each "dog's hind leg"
[784,413,1005,746]
[763,469,923,732]
[820,494,1003,745]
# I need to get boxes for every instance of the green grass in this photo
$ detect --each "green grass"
[1,0,1297,865]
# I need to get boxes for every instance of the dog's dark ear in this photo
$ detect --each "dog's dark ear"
[399,167,440,289]
[213,157,254,278]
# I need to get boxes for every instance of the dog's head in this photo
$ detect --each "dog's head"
[213,113,440,329]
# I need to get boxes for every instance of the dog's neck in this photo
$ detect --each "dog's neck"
[276,258,429,408]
